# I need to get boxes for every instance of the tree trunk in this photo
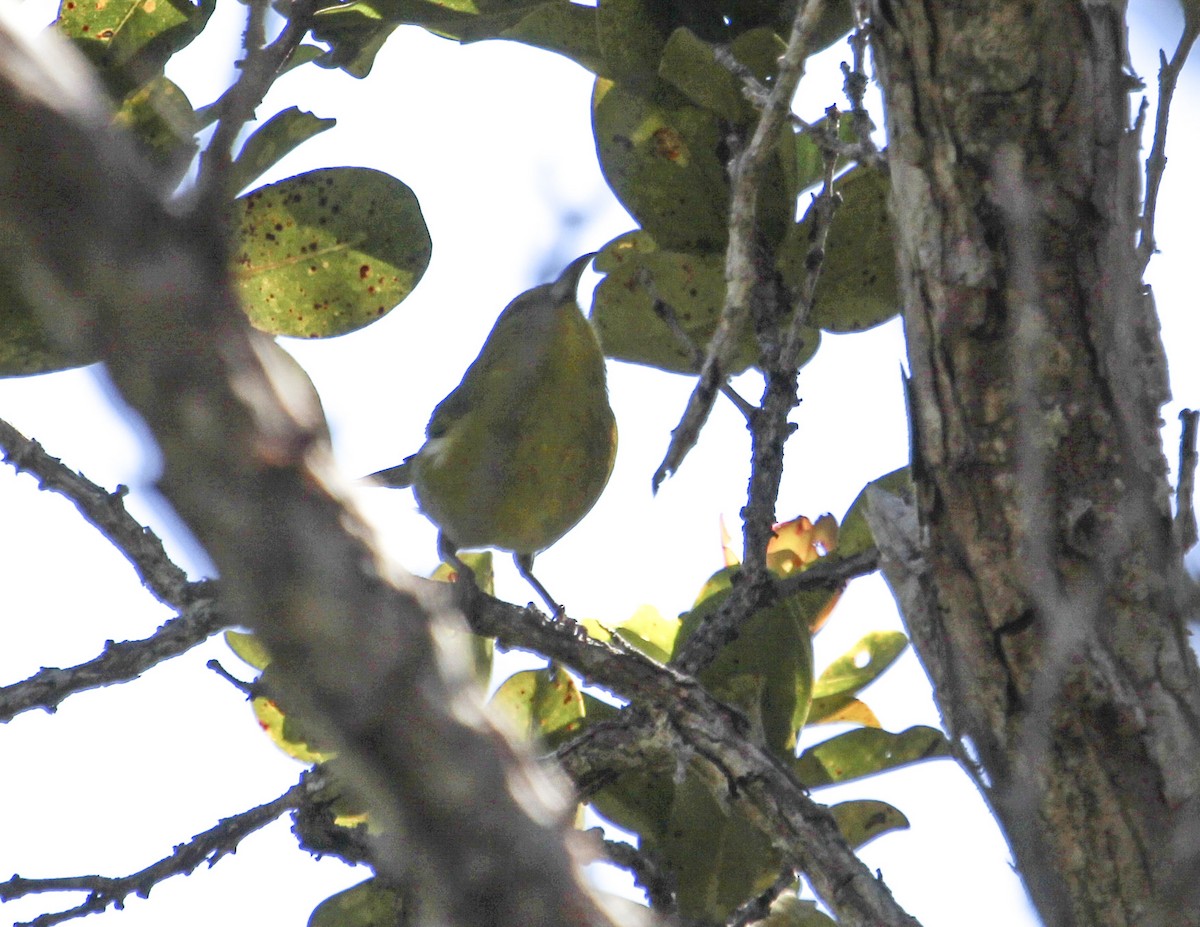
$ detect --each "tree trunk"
[869,1,1200,923]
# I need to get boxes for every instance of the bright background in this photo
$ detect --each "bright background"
[1,2,1195,925]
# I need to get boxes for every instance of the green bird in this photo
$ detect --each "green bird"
[370,253,617,612]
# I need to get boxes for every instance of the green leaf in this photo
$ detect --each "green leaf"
[792,112,859,193]
[497,3,602,72]
[308,878,405,927]
[675,565,822,755]
[590,766,676,845]
[57,0,216,94]
[225,630,271,671]
[794,725,952,787]
[233,167,431,337]
[592,79,729,253]
[811,631,908,701]
[834,466,911,561]
[0,263,98,377]
[779,166,898,332]
[586,604,681,664]
[230,107,337,195]
[658,27,748,123]
[591,230,820,375]
[653,761,781,921]
[311,4,396,78]
[596,0,671,84]
[828,798,908,850]
[114,76,197,185]
[313,0,600,75]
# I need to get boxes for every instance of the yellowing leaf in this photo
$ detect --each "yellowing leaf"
[225,629,271,671]
[489,667,587,747]
[829,798,908,850]
[253,695,334,765]
[767,514,839,573]
[806,695,880,728]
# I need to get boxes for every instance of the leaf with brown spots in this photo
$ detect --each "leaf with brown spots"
[233,167,431,338]
[778,165,899,333]
[56,0,214,94]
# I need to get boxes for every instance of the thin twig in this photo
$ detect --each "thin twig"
[739,130,841,576]
[840,12,883,169]
[1177,409,1199,550]
[728,868,798,927]
[637,267,755,419]
[0,418,232,720]
[1138,13,1200,270]
[600,838,677,914]
[195,0,321,201]
[1,780,305,927]
[654,0,829,491]
[0,417,193,608]
[0,598,229,721]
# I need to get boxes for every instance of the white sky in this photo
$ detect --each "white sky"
[1,2,1196,925]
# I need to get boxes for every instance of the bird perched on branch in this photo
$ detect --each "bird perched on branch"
[369,253,617,613]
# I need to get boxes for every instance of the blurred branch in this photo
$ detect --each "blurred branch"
[1178,409,1199,550]
[0,18,620,927]
[654,0,829,490]
[599,838,678,915]
[1,780,305,927]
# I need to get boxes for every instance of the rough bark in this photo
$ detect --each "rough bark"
[870,1,1200,923]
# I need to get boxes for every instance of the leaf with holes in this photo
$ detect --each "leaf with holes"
[233,167,431,338]
[812,631,908,701]
[794,725,952,787]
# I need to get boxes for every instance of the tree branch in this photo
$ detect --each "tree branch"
[1137,11,1200,270]
[0,599,228,721]
[654,0,829,490]
[1,779,305,927]
[0,417,195,608]
[0,18,621,927]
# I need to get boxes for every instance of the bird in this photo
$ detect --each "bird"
[369,252,617,613]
